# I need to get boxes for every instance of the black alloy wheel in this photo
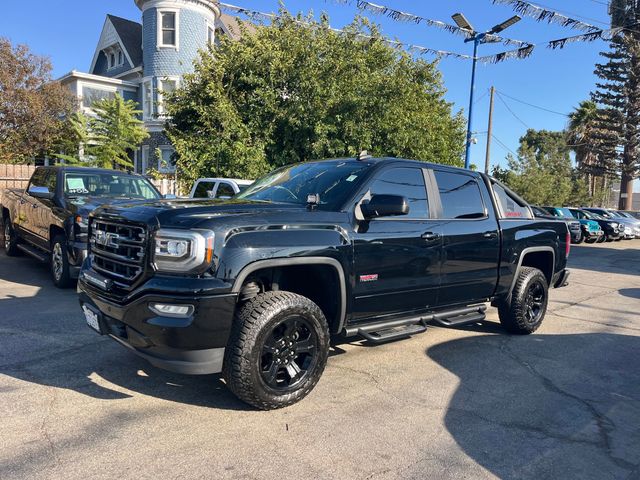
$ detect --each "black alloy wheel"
[260,316,319,392]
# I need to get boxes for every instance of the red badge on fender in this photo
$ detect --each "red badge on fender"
[360,274,379,283]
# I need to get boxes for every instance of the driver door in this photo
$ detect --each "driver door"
[352,166,442,321]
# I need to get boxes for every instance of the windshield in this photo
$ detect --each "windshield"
[235,161,370,210]
[64,172,160,200]
[553,207,575,219]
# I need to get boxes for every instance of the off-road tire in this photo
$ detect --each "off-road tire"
[573,233,583,244]
[51,235,72,288]
[223,291,330,410]
[3,219,20,256]
[498,266,549,335]
[585,236,598,244]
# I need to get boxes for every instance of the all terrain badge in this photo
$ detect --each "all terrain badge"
[360,274,379,283]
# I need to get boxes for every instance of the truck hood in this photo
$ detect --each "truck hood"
[67,196,153,217]
[91,198,309,229]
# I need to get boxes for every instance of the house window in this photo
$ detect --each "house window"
[143,80,153,119]
[141,146,150,174]
[118,51,124,66]
[158,147,176,173]
[207,25,215,45]
[159,11,178,48]
[157,78,178,116]
[110,53,116,68]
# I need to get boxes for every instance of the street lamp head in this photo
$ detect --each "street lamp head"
[489,15,521,34]
[452,13,475,32]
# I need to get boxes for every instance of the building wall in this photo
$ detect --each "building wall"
[142,6,214,78]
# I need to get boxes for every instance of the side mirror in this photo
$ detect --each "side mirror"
[28,186,53,200]
[163,194,177,200]
[361,194,409,219]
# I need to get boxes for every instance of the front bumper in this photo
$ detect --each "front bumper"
[583,229,604,238]
[78,275,238,375]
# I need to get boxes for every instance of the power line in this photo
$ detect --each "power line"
[495,92,532,128]
[495,90,569,116]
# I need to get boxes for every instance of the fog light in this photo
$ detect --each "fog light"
[149,303,194,318]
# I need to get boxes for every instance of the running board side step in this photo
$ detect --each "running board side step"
[345,305,488,344]
[345,315,429,344]
[431,305,487,327]
[16,243,49,262]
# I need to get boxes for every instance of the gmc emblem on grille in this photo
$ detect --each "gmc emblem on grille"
[94,230,120,248]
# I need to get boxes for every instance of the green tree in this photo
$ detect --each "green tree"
[498,129,587,206]
[166,11,465,187]
[59,94,148,170]
[591,1,640,209]
[0,37,75,164]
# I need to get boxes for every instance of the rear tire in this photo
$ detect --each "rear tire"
[223,291,330,410]
[596,234,606,243]
[498,267,549,335]
[51,235,72,288]
[3,220,20,256]
[573,233,584,244]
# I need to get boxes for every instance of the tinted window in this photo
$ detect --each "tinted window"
[28,169,48,189]
[43,170,57,193]
[216,182,235,199]
[63,173,160,200]
[193,181,217,198]
[369,167,428,219]
[435,171,485,219]
[492,183,532,219]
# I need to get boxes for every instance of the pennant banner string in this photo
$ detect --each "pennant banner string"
[330,0,532,47]
[492,0,601,32]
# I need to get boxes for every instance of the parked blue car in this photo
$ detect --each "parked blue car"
[542,206,604,243]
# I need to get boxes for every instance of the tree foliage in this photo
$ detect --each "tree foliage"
[0,37,75,164]
[494,129,588,206]
[166,11,465,186]
[58,94,148,170]
[591,1,640,209]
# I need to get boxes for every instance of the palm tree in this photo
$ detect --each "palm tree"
[567,101,603,200]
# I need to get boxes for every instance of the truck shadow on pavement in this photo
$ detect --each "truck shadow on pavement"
[427,332,640,479]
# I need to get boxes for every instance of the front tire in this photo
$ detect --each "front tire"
[51,235,72,288]
[597,234,606,243]
[585,236,597,244]
[3,220,20,256]
[498,267,549,335]
[573,233,584,244]
[223,291,330,410]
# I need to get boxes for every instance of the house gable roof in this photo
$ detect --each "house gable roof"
[89,15,142,75]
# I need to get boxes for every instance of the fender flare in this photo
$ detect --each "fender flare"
[507,246,555,297]
[232,256,348,333]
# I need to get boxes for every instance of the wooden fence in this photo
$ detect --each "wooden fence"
[0,164,36,190]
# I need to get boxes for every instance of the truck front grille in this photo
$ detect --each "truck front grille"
[90,219,147,286]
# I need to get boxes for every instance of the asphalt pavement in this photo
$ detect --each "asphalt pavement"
[0,241,639,479]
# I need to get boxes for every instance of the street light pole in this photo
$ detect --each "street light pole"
[464,35,481,170]
[484,86,495,174]
[452,13,521,170]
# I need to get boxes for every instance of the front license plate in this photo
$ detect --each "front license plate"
[82,305,102,334]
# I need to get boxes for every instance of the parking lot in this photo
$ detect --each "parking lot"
[0,242,639,480]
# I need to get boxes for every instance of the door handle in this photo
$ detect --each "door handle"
[483,231,498,239]
[421,232,441,241]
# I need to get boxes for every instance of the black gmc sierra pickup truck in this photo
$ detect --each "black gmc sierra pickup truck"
[1,166,162,287]
[78,157,570,409]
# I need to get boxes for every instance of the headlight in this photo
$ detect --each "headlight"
[153,228,214,274]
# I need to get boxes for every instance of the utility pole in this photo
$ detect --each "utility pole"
[484,86,495,174]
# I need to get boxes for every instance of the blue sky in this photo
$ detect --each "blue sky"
[0,0,623,176]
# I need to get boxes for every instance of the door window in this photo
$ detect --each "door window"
[193,181,217,198]
[492,183,532,219]
[216,182,236,199]
[434,171,485,219]
[368,167,428,219]
[28,169,48,190]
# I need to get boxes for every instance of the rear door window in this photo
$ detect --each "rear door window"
[434,171,485,219]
